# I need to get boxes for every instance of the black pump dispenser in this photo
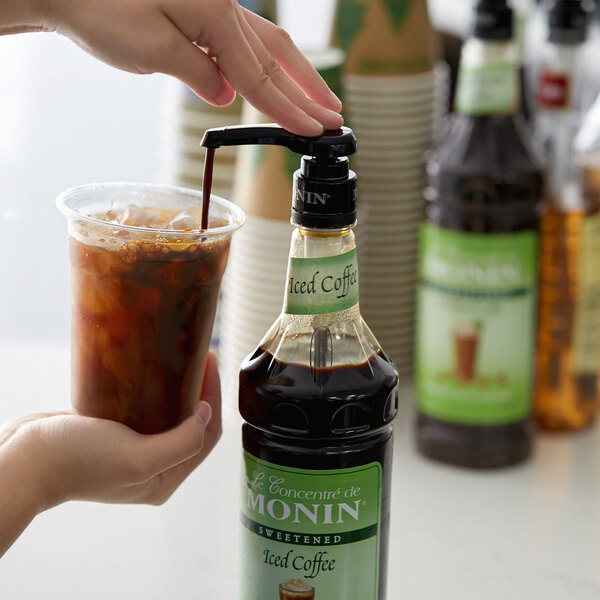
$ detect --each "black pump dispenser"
[548,0,593,44]
[473,0,513,40]
[201,124,358,228]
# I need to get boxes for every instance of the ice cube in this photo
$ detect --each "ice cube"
[104,209,120,223]
[119,204,163,228]
[184,204,203,225]
[169,211,197,231]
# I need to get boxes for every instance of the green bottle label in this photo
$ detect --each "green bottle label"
[454,61,517,115]
[240,452,382,599]
[416,223,538,425]
[284,249,359,315]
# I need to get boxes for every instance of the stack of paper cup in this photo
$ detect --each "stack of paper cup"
[332,0,447,381]
[157,79,244,199]
[156,1,278,198]
[218,48,345,411]
[217,100,294,412]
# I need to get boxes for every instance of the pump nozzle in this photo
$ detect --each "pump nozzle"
[201,124,358,229]
[201,124,357,160]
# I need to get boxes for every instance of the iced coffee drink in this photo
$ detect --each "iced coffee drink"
[279,579,315,600]
[57,183,244,434]
[453,322,480,383]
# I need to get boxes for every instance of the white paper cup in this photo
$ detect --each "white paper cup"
[361,203,424,217]
[344,86,436,105]
[345,75,436,94]
[355,134,434,151]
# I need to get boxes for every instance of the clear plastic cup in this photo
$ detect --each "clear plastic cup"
[57,182,245,434]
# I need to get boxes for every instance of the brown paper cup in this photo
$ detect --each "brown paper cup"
[232,47,345,221]
[231,102,295,221]
[332,0,439,76]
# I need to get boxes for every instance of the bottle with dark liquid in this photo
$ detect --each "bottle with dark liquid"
[202,125,398,599]
[415,0,545,468]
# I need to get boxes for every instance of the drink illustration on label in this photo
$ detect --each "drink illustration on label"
[279,579,315,600]
[417,224,538,427]
[453,321,481,383]
[200,125,398,598]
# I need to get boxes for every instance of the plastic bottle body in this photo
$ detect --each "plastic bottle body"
[238,225,398,598]
[415,26,545,468]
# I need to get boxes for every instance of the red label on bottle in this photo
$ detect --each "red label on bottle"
[538,71,570,108]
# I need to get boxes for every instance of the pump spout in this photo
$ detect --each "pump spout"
[200,124,357,159]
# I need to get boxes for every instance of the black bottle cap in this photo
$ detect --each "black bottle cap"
[292,155,357,228]
[201,125,358,229]
[548,0,592,44]
[473,0,513,40]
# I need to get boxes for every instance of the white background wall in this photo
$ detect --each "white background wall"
[0,32,166,341]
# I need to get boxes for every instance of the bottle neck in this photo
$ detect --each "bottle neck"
[454,38,518,117]
[538,42,581,111]
[288,225,356,259]
[514,0,530,67]
[282,225,360,318]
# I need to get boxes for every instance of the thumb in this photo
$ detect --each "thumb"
[136,401,212,479]
[135,352,221,477]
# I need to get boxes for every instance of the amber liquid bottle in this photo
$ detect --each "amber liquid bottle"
[415,0,545,468]
[533,0,598,431]
[535,150,600,430]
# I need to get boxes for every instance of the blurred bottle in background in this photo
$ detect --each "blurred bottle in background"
[535,89,600,431]
[515,0,535,121]
[415,0,545,468]
[535,0,592,188]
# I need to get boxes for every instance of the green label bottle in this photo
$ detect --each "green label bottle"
[415,0,545,468]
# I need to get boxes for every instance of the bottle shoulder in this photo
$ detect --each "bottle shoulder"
[429,112,545,177]
[425,114,545,231]
[239,345,398,439]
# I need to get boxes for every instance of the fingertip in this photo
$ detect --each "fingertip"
[302,117,326,137]
[195,401,212,426]
[212,84,237,107]
[326,90,343,112]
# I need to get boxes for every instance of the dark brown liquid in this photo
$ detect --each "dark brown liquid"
[201,147,215,230]
[418,113,544,469]
[70,230,230,434]
[518,65,533,123]
[239,348,398,600]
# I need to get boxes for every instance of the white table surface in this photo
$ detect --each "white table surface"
[1,340,599,599]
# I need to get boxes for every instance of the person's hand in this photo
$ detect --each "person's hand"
[0,350,221,556]
[1,350,221,507]
[40,0,343,137]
